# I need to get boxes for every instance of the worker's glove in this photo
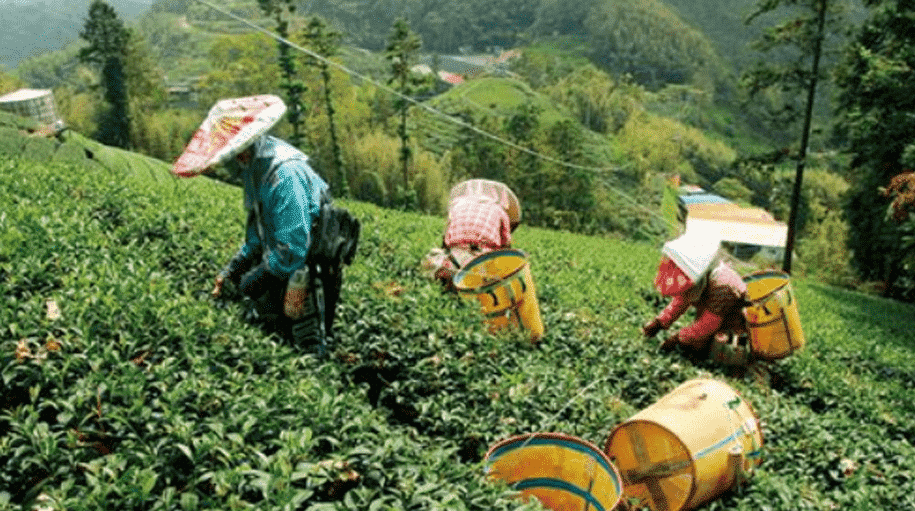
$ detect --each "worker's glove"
[642,318,663,338]
[660,331,680,351]
[212,273,226,298]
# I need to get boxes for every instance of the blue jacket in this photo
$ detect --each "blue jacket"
[235,136,329,281]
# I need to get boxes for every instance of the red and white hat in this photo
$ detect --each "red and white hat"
[448,179,522,225]
[654,232,721,296]
[172,94,287,177]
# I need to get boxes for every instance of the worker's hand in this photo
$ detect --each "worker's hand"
[212,274,225,298]
[660,331,679,351]
[642,318,662,338]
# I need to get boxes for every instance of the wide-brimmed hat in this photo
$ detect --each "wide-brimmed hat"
[171,94,287,177]
[448,179,521,225]
[654,232,722,296]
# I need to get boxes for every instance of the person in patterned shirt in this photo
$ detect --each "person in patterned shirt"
[641,234,748,356]
[423,181,519,289]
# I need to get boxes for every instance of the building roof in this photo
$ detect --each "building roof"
[679,193,732,205]
[686,217,787,248]
[685,202,778,223]
[0,88,52,103]
[438,71,464,85]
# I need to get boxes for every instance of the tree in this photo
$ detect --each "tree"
[834,0,915,298]
[742,0,849,272]
[302,15,348,197]
[385,18,422,209]
[79,0,131,148]
[258,0,306,148]
[504,100,542,222]
[0,70,24,95]
[123,28,166,152]
[529,0,593,36]
[584,0,726,91]
[196,33,281,109]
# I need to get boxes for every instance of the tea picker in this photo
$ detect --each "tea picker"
[642,232,806,370]
[641,232,752,366]
[171,94,359,353]
[422,179,521,290]
[422,180,546,342]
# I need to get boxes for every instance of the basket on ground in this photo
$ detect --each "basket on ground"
[604,378,763,511]
[485,432,623,511]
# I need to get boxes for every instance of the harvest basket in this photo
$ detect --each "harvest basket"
[452,249,543,341]
[485,432,623,511]
[742,270,805,360]
[604,378,763,511]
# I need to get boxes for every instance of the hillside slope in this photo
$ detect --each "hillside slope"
[1,122,914,509]
[0,0,155,71]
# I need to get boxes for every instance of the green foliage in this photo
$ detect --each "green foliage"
[833,0,915,298]
[713,177,755,205]
[79,1,131,67]
[302,15,348,197]
[795,210,856,287]
[259,0,307,148]
[195,33,282,109]
[345,130,449,214]
[544,64,644,134]
[132,108,203,163]
[528,0,594,37]
[740,0,848,143]
[508,37,595,90]
[3,142,915,509]
[79,0,132,149]
[617,111,737,186]
[585,0,728,92]
[386,18,425,208]
[0,70,25,95]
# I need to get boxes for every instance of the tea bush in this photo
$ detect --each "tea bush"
[1,141,915,510]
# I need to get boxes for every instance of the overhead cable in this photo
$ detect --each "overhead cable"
[190,0,676,228]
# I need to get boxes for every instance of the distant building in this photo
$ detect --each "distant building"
[417,50,521,83]
[677,186,787,262]
[0,88,62,127]
[165,76,202,109]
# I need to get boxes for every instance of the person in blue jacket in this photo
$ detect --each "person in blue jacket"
[211,135,341,350]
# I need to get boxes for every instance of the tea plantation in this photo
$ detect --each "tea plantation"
[2,127,915,510]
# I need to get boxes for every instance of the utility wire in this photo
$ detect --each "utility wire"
[190,0,676,230]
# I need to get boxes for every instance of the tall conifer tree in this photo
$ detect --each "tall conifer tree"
[79,0,130,148]
[385,18,422,209]
[258,0,306,148]
[742,0,847,272]
[303,15,348,197]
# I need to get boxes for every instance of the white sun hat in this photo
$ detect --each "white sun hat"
[172,94,287,177]
[448,179,522,224]
[661,231,723,282]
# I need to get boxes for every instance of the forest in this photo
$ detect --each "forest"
[3,0,915,299]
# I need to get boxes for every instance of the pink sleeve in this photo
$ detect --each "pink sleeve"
[678,310,723,345]
[656,295,690,328]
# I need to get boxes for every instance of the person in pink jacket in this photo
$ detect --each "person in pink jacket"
[642,234,748,355]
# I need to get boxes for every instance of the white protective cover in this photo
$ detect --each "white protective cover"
[661,232,723,282]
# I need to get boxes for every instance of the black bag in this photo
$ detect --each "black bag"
[309,195,360,267]
[305,194,360,343]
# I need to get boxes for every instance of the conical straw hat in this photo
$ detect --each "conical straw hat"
[172,94,287,177]
[448,179,521,224]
